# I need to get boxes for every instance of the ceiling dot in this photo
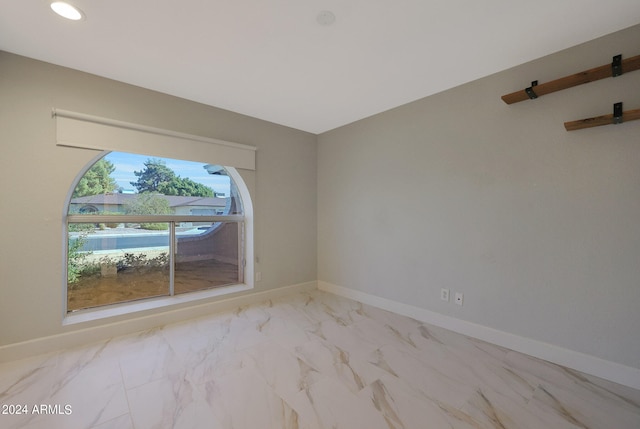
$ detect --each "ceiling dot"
[316,11,336,26]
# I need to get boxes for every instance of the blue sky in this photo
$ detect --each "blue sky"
[104,152,231,197]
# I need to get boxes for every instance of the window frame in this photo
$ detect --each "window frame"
[63,152,254,325]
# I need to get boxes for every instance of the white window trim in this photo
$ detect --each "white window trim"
[63,283,253,325]
[53,109,257,170]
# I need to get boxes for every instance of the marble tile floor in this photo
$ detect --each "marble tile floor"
[1,290,639,429]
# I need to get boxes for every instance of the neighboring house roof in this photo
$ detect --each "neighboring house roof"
[70,193,227,208]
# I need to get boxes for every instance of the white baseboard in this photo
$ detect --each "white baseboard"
[318,281,640,390]
[0,281,316,364]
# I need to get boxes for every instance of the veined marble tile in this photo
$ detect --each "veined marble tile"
[159,313,233,365]
[1,289,639,429]
[261,300,332,330]
[371,343,479,409]
[279,291,368,327]
[0,354,64,429]
[50,351,129,429]
[580,371,640,406]
[459,386,556,429]
[288,375,392,429]
[0,352,59,406]
[527,378,640,429]
[202,366,309,429]
[294,338,371,394]
[312,317,386,362]
[89,413,133,429]
[114,328,183,390]
[253,314,315,352]
[0,342,128,429]
[127,372,223,429]
[242,340,315,400]
[356,373,480,429]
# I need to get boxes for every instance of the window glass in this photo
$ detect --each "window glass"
[66,152,247,313]
[68,153,242,216]
[67,223,170,311]
[175,221,243,294]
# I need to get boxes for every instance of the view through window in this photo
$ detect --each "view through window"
[66,152,246,312]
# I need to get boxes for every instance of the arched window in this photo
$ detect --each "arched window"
[65,151,252,315]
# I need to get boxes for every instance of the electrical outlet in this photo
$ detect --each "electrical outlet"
[454,292,463,306]
[440,288,450,302]
[256,272,262,281]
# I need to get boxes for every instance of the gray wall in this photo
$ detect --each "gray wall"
[318,24,640,369]
[0,52,317,346]
[2,23,639,371]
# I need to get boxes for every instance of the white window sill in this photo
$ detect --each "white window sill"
[63,283,252,325]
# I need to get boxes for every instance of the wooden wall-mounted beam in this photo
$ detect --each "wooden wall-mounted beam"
[502,54,640,105]
[564,107,640,131]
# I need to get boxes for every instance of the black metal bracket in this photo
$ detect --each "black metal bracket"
[525,80,538,99]
[613,102,623,124]
[612,54,622,77]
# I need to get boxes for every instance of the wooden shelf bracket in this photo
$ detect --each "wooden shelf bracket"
[502,54,640,104]
[564,102,640,131]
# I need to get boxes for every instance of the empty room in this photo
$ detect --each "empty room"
[1,1,639,428]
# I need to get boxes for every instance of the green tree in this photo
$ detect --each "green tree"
[73,159,117,197]
[130,159,175,194]
[131,159,213,197]
[124,193,172,230]
[158,176,214,197]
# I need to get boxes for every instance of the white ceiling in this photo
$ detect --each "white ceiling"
[1,1,640,134]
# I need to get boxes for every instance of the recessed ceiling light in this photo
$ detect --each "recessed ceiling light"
[50,2,84,21]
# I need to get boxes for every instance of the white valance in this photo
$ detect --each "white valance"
[54,109,256,170]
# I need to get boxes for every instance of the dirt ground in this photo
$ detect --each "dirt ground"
[67,259,240,311]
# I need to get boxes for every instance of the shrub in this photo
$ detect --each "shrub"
[140,222,168,230]
[67,233,91,286]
